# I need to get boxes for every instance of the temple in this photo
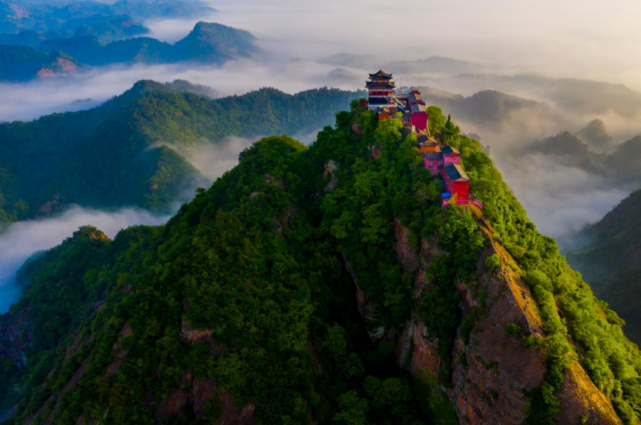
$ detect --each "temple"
[361,70,483,209]
[365,70,397,111]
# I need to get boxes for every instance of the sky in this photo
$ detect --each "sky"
[191,0,641,89]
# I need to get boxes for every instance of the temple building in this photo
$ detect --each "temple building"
[406,91,428,131]
[366,70,397,111]
[443,163,470,202]
[360,70,482,210]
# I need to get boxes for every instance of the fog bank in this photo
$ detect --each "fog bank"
[0,207,170,313]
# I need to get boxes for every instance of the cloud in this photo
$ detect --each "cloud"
[494,152,635,238]
[0,206,170,313]
[0,57,360,123]
[176,136,256,182]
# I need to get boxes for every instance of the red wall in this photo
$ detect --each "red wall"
[423,158,440,175]
[411,112,428,132]
[443,154,460,167]
[452,181,469,200]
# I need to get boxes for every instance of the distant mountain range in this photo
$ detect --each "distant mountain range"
[0,45,78,81]
[0,22,261,81]
[438,73,641,119]
[320,54,641,122]
[0,80,360,224]
[526,122,641,183]
[0,0,216,34]
[319,54,481,76]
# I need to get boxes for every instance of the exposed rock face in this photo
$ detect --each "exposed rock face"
[323,160,338,193]
[157,372,256,424]
[0,308,32,367]
[345,256,386,341]
[555,362,624,425]
[393,218,418,273]
[449,238,547,425]
[348,216,626,424]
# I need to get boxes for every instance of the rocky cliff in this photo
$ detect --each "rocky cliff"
[348,210,625,425]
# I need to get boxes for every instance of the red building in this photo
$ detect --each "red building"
[410,103,428,131]
[366,70,396,111]
[441,145,461,167]
[424,151,443,175]
[443,163,470,201]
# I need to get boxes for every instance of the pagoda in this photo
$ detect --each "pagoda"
[366,70,396,111]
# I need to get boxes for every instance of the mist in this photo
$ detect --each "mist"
[0,206,170,313]
[494,153,635,238]
[175,136,256,182]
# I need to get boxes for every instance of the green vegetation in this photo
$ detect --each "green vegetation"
[484,253,501,271]
[568,188,641,345]
[0,81,360,224]
[1,102,640,425]
[443,125,641,423]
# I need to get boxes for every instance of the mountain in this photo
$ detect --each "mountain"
[567,189,641,345]
[71,14,149,42]
[318,54,478,76]
[0,0,215,34]
[1,105,640,424]
[3,22,261,81]
[39,34,174,66]
[527,131,608,174]
[418,87,559,126]
[387,56,478,76]
[440,73,641,119]
[172,21,259,63]
[0,30,48,47]
[577,119,613,151]
[526,126,641,183]
[0,45,77,81]
[318,53,379,69]
[0,81,360,225]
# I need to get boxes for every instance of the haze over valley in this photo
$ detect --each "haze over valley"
[2,1,641,424]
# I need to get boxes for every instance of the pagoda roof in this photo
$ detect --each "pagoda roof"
[445,163,469,182]
[369,70,393,80]
[366,81,396,89]
[441,145,461,155]
[417,134,429,143]
[410,104,426,114]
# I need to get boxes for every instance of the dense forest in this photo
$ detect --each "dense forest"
[0,80,360,227]
[1,102,639,424]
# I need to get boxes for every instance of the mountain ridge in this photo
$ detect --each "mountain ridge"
[0,81,361,225]
[1,103,639,424]
[1,22,261,81]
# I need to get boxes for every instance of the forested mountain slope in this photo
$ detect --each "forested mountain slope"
[1,104,639,425]
[0,81,360,225]
[567,189,641,345]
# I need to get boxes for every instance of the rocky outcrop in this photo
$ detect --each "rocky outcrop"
[0,308,32,367]
[378,217,625,424]
[323,160,338,193]
[448,240,547,425]
[157,372,256,424]
[555,362,624,425]
[393,218,419,273]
